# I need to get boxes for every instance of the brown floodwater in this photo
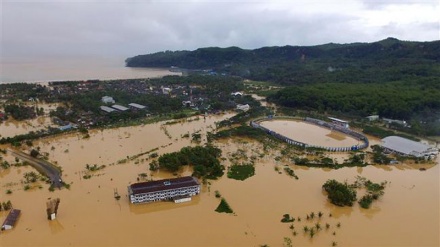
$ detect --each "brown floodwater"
[1,57,180,83]
[0,113,438,247]
[0,103,60,138]
[260,120,360,147]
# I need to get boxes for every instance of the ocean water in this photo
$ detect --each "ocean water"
[0,56,179,83]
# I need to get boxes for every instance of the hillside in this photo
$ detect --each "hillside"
[126,38,440,85]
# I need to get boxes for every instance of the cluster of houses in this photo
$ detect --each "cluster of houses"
[366,115,408,127]
[100,96,146,114]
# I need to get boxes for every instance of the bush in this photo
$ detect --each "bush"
[215,198,234,214]
[227,164,255,181]
[322,179,357,207]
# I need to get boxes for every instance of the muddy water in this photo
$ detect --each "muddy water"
[1,57,180,83]
[0,103,60,138]
[260,120,360,147]
[0,114,439,247]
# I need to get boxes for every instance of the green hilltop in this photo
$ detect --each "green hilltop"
[126,37,440,85]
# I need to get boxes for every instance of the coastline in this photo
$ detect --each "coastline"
[0,56,180,84]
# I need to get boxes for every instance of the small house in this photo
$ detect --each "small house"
[1,209,21,230]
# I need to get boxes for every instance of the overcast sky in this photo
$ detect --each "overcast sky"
[1,0,439,59]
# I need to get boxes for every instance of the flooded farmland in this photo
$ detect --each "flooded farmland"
[0,113,438,247]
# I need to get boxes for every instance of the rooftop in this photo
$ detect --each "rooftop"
[112,104,129,111]
[381,136,434,157]
[100,106,116,113]
[129,176,199,195]
[128,103,146,109]
[2,209,21,228]
[328,117,348,123]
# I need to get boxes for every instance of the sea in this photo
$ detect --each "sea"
[0,56,179,84]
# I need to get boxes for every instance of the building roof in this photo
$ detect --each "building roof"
[101,96,115,103]
[111,104,129,111]
[2,209,21,228]
[100,106,116,113]
[129,176,199,195]
[128,103,146,109]
[381,136,433,157]
[328,117,348,123]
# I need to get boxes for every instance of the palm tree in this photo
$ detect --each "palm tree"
[318,211,323,218]
[297,217,301,222]
[332,241,338,246]
[310,212,315,219]
[329,213,333,217]
[326,223,330,229]
[310,228,315,238]
[303,226,309,233]
[315,223,321,230]
[336,222,341,228]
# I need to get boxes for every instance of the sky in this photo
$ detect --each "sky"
[1,0,439,60]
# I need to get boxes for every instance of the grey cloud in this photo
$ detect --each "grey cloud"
[1,1,439,60]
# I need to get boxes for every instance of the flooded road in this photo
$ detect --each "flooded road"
[0,113,438,246]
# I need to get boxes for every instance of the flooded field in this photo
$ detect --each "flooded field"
[260,120,360,147]
[0,103,60,138]
[0,113,438,246]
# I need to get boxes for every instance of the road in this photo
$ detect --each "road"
[8,149,63,188]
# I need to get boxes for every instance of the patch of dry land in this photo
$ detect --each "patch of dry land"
[0,113,439,247]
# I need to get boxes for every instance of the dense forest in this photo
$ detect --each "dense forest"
[126,38,440,85]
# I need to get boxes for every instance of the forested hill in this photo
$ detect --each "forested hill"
[126,38,440,85]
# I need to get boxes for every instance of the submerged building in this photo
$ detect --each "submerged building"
[128,176,200,204]
[381,136,439,158]
[1,209,21,230]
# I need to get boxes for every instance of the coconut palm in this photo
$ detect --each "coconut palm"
[315,223,321,230]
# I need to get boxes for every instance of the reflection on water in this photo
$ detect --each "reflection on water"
[128,196,200,215]
[48,219,65,235]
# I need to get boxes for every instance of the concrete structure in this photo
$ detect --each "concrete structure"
[101,96,115,104]
[162,87,172,95]
[128,176,200,204]
[382,118,407,127]
[236,104,250,111]
[366,115,379,121]
[231,92,243,96]
[250,116,369,152]
[59,123,73,131]
[1,209,21,230]
[328,117,349,128]
[381,136,439,158]
[100,106,116,113]
[111,104,129,111]
[128,103,146,110]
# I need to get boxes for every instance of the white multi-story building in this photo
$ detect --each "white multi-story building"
[128,176,200,204]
